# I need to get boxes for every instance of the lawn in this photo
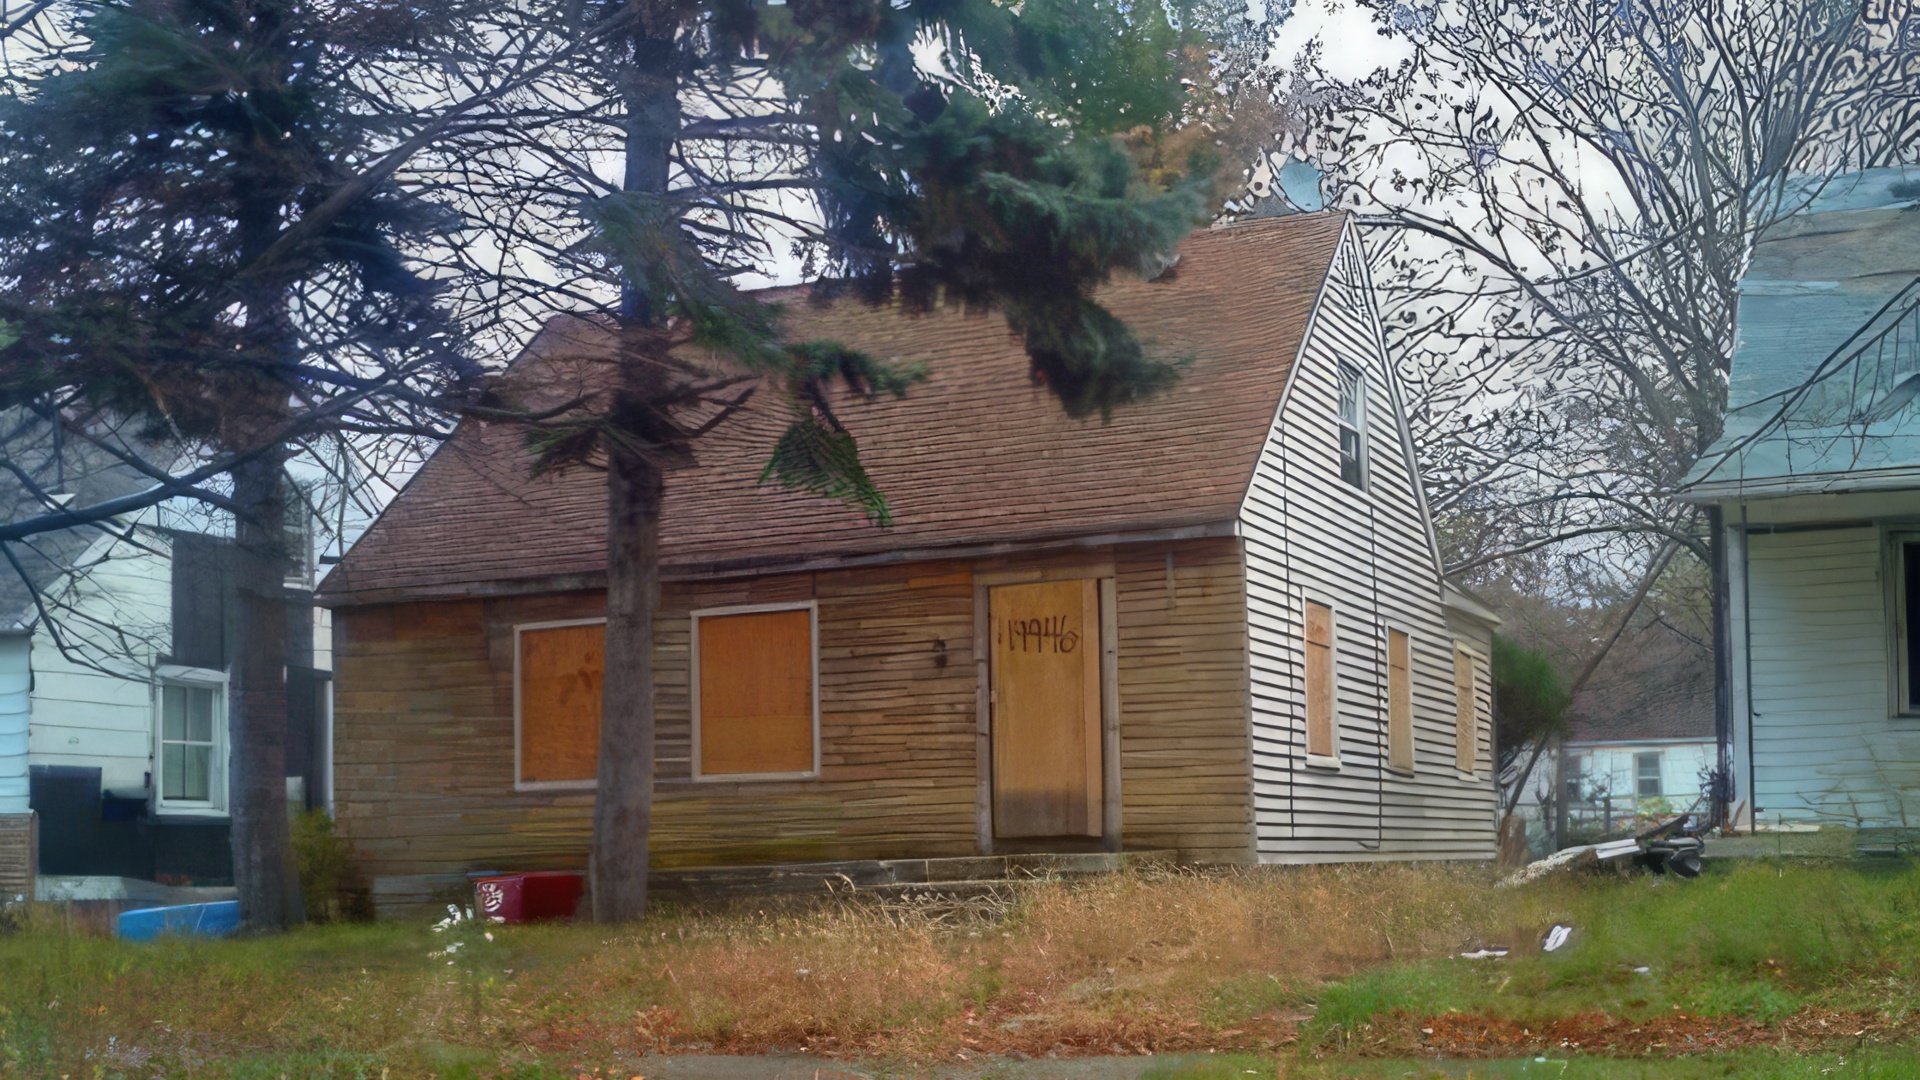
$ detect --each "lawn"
[4,859,1920,1077]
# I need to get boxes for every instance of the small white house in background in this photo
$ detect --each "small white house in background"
[0,419,332,886]
[1682,168,1920,830]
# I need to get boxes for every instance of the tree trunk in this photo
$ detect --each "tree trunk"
[588,4,678,922]
[591,425,664,921]
[228,451,301,930]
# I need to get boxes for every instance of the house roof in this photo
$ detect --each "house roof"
[1563,614,1715,745]
[319,212,1350,606]
[1684,168,1920,498]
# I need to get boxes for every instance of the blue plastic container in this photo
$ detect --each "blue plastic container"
[116,900,241,941]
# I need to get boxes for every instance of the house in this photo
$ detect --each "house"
[317,213,1500,914]
[1681,167,1920,829]
[0,416,331,890]
[1553,616,1717,839]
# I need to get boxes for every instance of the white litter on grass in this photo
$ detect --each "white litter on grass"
[1542,924,1573,952]
[1458,947,1510,960]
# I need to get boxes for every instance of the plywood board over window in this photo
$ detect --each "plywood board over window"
[516,620,605,789]
[1453,644,1478,774]
[1387,628,1413,773]
[694,604,818,780]
[1305,600,1336,763]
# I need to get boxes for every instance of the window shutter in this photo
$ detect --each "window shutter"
[1305,601,1336,760]
[168,532,232,670]
[1453,645,1476,773]
[1387,629,1413,773]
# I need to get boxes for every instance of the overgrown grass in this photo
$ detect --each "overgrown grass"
[4,860,1920,1076]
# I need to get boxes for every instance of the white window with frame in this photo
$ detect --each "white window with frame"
[1336,362,1368,490]
[155,669,226,813]
[1635,751,1663,799]
[691,601,820,782]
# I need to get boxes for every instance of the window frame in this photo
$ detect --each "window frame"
[1303,597,1340,770]
[1888,530,1920,718]
[1635,750,1664,799]
[1452,642,1482,777]
[690,600,821,783]
[153,664,228,815]
[512,617,608,793]
[1385,624,1415,775]
[1335,362,1369,491]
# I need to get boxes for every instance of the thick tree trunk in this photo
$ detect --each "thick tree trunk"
[591,425,664,922]
[228,451,301,930]
[588,4,679,922]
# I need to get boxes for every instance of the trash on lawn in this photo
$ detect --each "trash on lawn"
[1503,815,1707,886]
[1542,924,1573,952]
[1457,946,1511,960]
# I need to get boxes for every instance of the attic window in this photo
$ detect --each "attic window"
[1336,363,1368,490]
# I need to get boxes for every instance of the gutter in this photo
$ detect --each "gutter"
[318,519,1245,609]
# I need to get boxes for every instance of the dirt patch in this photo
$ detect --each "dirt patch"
[1381,1007,1916,1057]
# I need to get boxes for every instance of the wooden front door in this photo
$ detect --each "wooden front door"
[989,579,1102,839]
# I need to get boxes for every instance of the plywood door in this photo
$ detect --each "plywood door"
[990,579,1102,838]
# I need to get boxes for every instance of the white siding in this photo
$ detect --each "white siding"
[0,634,28,813]
[1240,223,1497,862]
[25,530,173,795]
[1564,741,1716,811]
[1739,524,1920,824]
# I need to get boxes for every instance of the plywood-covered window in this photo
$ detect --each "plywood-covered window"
[1453,644,1478,774]
[516,620,604,789]
[1387,628,1413,773]
[693,603,818,780]
[1305,600,1337,763]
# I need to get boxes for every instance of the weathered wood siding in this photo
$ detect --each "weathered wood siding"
[331,539,1252,897]
[1239,224,1497,862]
[1734,523,1920,823]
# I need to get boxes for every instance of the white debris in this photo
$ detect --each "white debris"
[1542,924,1573,952]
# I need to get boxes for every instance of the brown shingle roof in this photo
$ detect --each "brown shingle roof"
[320,213,1348,604]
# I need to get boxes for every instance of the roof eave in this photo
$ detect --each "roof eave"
[318,517,1244,609]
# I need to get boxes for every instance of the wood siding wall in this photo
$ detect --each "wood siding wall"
[1736,524,1920,823]
[330,539,1252,895]
[1239,226,1497,862]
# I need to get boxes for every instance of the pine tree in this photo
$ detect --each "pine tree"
[440,0,1225,921]
[0,0,483,927]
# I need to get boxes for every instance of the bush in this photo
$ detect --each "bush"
[291,810,373,923]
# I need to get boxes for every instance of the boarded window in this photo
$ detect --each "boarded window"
[1305,601,1336,761]
[696,607,816,778]
[1387,628,1413,773]
[1453,645,1477,773]
[517,622,604,785]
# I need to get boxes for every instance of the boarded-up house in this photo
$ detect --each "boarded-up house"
[318,213,1498,911]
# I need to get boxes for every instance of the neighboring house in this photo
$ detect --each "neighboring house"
[1556,620,1717,829]
[1682,167,1920,829]
[318,213,1501,915]
[0,417,330,885]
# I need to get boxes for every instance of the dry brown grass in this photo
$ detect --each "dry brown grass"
[0,861,1587,1073]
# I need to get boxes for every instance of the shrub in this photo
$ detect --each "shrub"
[291,810,373,923]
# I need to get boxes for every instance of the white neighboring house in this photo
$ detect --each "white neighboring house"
[1681,168,1920,830]
[0,424,330,886]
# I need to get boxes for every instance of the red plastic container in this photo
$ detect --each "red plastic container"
[472,871,585,923]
